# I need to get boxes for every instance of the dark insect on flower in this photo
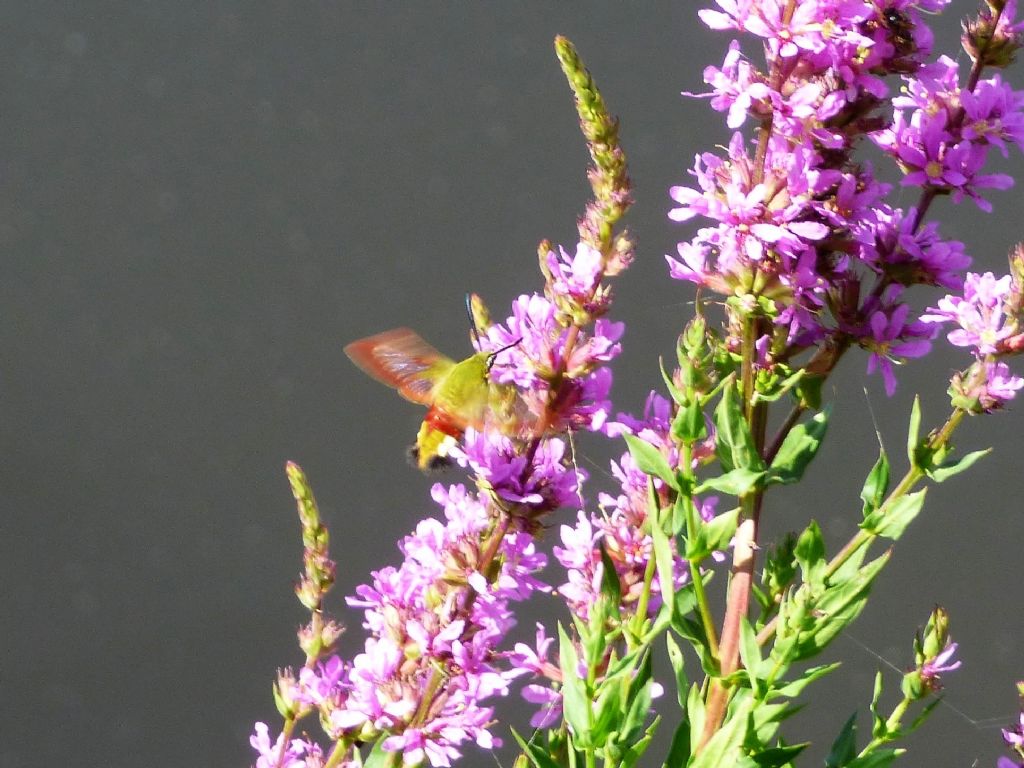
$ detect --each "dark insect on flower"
[874,3,917,61]
[345,327,526,470]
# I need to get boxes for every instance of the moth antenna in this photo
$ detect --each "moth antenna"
[465,293,482,351]
[487,337,522,371]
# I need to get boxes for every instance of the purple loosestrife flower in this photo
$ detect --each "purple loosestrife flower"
[505,624,565,728]
[250,723,327,768]
[918,640,961,691]
[853,286,936,396]
[483,290,623,431]
[923,271,1018,354]
[324,482,546,766]
[669,0,993,394]
[874,50,1024,210]
[553,394,708,621]
[453,429,581,517]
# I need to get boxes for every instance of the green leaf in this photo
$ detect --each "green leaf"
[906,396,922,469]
[557,624,590,742]
[796,374,824,410]
[363,736,402,768]
[714,383,764,473]
[666,634,689,709]
[689,694,753,768]
[591,681,622,747]
[860,450,890,515]
[749,743,809,767]
[927,448,990,482]
[624,433,679,490]
[650,512,676,615]
[767,406,831,485]
[861,489,927,541]
[687,505,741,562]
[619,652,654,744]
[787,552,891,661]
[673,615,719,678]
[825,713,858,768]
[686,682,706,751]
[511,729,562,768]
[794,521,827,590]
[869,670,887,740]
[597,543,622,617]
[774,662,841,698]
[660,357,687,406]
[663,719,691,768]
[618,716,659,768]
[738,617,765,684]
[696,467,767,496]
[672,401,707,443]
[907,696,943,734]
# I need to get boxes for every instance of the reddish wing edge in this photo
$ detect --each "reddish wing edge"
[344,327,451,405]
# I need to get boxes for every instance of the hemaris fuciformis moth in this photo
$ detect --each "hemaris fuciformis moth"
[344,308,524,471]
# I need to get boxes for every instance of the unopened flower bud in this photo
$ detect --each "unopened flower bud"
[904,606,960,698]
[963,4,1024,68]
[273,668,304,718]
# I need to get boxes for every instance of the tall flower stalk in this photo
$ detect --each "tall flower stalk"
[252,3,1024,767]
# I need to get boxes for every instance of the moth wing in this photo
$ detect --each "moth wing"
[344,328,455,405]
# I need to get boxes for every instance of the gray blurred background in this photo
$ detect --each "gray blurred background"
[3,3,1023,767]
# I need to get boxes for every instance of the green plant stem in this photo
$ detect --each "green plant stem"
[699,314,770,750]
[323,739,356,768]
[680,440,721,660]
[755,405,967,647]
[859,695,912,758]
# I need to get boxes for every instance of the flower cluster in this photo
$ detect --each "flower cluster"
[668,0,1024,395]
[1000,683,1024,768]
[254,483,548,767]
[923,269,1024,410]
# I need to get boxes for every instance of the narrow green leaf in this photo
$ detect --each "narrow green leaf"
[714,383,764,473]
[907,696,943,734]
[672,401,706,443]
[825,713,858,768]
[597,543,622,615]
[619,653,654,744]
[666,634,689,709]
[750,743,809,767]
[861,489,927,541]
[618,716,659,768]
[794,521,827,589]
[869,670,886,740]
[624,433,679,490]
[663,718,691,768]
[363,736,402,768]
[774,662,841,698]
[557,624,590,741]
[659,357,686,406]
[696,467,767,496]
[927,447,991,482]
[511,729,562,768]
[906,396,922,469]
[687,505,740,561]
[650,513,676,615]
[768,406,831,485]
[860,449,890,516]
[689,695,753,768]
[738,617,764,684]
[591,682,622,747]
